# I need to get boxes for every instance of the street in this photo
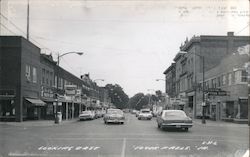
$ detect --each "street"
[0,113,249,157]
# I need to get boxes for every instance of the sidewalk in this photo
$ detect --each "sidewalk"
[0,119,78,127]
[193,119,249,128]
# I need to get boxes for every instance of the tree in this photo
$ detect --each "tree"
[105,84,129,109]
[128,93,150,110]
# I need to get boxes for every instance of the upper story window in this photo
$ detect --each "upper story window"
[228,73,232,86]
[235,70,248,83]
[32,67,37,83]
[25,64,31,81]
[241,70,248,82]
[222,74,227,86]
[212,78,217,88]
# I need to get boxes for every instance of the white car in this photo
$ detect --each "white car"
[138,109,153,120]
[79,111,95,120]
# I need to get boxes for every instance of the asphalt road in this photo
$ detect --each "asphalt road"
[0,113,249,157]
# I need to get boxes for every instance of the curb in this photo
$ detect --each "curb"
[0,119,78,127]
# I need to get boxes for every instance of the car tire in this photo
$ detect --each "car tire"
[157,123,160,128]
[138,118,141,120]
[121,122,124,124]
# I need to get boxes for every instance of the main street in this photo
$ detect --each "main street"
[0,113,249,157]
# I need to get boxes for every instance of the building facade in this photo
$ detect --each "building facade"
[163,32,249,121]
[0,36,110,122]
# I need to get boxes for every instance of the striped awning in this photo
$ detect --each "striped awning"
[25,98,46,107]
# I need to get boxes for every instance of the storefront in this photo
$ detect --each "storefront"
[24,98,46,120]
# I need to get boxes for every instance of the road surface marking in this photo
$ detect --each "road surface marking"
[121,138,126,157]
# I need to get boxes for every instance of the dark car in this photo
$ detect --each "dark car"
[156,110,193,131]
[103,109,125,124]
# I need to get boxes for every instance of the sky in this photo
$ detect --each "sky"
[1,0,249,97]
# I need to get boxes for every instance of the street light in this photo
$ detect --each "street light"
[147,89,155,108]
[193,53,206,124]
[54,51,83,124]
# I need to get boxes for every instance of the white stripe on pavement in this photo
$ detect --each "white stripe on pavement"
[121,138,126,157]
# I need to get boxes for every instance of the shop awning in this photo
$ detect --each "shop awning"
[25,98,46,107]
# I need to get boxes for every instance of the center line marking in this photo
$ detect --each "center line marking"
[121,138,126,157]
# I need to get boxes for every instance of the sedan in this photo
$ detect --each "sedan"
[79,111,95,121]
[103,109,125,124]
[156,110,193,131]
[138,109,152,120]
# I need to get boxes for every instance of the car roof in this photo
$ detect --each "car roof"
[162,110,185,113]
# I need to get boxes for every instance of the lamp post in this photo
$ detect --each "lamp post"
[55,51,83,124]
[193,53,206,124]
[147,89,156,108]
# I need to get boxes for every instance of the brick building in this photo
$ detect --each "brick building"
[163,32,249,121]
[0,36,110,122]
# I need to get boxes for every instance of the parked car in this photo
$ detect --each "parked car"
[138,109,152,120]
[156,110,193,131]
[103,109,125,124]
[79,111,95,121]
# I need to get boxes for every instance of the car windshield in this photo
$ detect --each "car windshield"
[164,111,187,118]
[107,109,123,114]
[141,110,150,113]
[81,111,91,114]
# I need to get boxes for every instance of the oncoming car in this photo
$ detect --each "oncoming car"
[138,109,152,120]
[156,110,193,131]
[103,109,125,124]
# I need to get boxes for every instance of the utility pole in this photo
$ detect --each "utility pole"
[27,0,29,40]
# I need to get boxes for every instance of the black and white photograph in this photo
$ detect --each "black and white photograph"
[0,0,249,157]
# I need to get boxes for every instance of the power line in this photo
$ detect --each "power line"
[0,13,54,53]
[235,23,249,35]
[0,22,18,35]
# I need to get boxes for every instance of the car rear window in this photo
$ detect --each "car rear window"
[164,111,187,118]
[107,109,123,114]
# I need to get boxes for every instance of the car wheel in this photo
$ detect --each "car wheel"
[138,118,141,120]
[121,122,124,124]
[157,123,160,128]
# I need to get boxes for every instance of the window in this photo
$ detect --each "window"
[222,74,227,85]
[32,67,37,83]
[241,70,248,82]
[228,73,232,86]
[212,78,217,88]
[217,76,221,87]
[235,71,241,83]
[25,65,31,81]
[235,70,248,83]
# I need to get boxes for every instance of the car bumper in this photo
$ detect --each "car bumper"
[138,116,152,119]
[105,119,125,123]
[79,116,93,120]
[161,123,193,128]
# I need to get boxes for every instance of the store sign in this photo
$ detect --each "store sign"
[205,88,229,96]
[65,85,77,96]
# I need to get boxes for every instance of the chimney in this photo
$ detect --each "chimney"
[227,32,234,36]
